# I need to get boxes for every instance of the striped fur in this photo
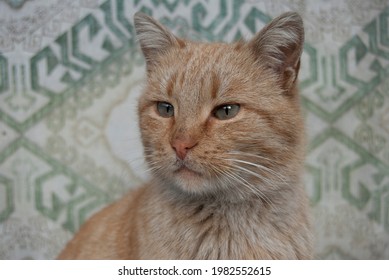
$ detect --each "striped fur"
[58,12,313,260]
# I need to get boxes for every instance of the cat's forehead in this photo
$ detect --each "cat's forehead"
[154,42,257,99]
[174,42,245,74]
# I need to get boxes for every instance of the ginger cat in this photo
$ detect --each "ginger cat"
[58,11,312,259]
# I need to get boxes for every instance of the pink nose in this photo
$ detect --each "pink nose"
[171,138,197,160]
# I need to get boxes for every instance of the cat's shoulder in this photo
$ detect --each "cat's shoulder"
[57,184,150,259]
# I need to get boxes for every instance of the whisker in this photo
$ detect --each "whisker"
[227,158,287,184]
[212,163,275,209]
[226,150,285,170]
[231,165,274,186]
[227,151,280,164]
[227,169,275,210]
[206,164,249,201]
[126,156,147,165]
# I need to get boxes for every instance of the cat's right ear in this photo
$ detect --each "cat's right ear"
[134,12,184,72]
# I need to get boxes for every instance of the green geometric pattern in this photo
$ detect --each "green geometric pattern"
[0,0,388,259]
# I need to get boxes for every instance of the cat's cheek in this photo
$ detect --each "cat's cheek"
[140,111,171,136]
[139,122,174,165]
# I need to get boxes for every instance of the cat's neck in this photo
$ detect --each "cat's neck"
[141,181,308,259]
[154,179,300,216]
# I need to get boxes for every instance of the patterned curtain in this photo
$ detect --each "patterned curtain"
[0,0,388,259]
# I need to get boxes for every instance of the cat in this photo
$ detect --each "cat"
[57,11,313,259]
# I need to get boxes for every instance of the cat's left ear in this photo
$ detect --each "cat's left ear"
[248,12,304,91]
[134,12,184,72]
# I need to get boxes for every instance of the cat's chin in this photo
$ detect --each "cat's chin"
[174,166,203,183]
[170,166,213,195]
[174,166,201,179]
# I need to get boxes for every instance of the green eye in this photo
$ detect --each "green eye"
[213,104,240,120]
[157,102,174,118]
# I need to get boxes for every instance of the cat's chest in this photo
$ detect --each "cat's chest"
[175,210,267,259]
[143,201,292,259]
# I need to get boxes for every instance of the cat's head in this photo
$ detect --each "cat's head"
[134,12,305,201]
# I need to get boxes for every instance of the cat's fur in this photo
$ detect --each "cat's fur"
[58,12,312,259]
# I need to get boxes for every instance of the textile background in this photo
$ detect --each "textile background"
[0,0,389,259]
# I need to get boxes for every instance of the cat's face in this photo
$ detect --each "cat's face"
[135,13,305,200]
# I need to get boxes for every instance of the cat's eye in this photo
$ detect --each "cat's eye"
[213,104,240,120]
[156,102,174,118]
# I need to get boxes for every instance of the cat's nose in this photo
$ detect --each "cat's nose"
[171,137,198,160]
